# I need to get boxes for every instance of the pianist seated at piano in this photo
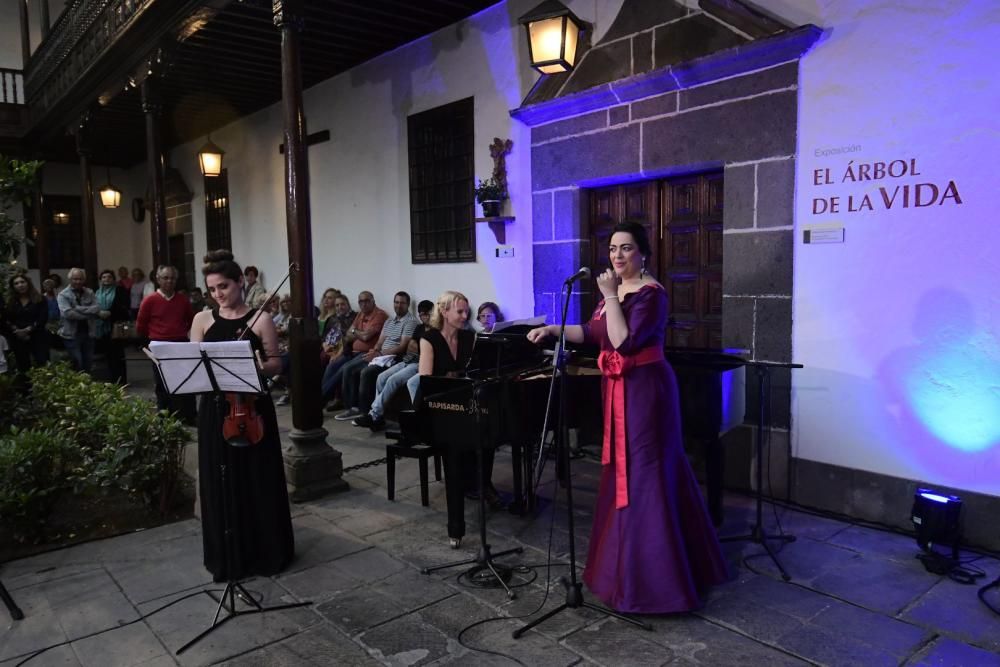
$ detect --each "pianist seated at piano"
[526,221,729,614]
[474,301,503,333]
[419,290,505,548]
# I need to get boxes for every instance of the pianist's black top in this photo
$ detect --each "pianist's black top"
[422,327,475,376]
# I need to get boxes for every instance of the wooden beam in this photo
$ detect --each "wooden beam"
[74,116,99,287]
[141,78,169,269]
[18,0,30,69]
[278,129,330,154]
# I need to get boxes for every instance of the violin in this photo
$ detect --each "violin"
[220,265,294,447]
[222,392,265,447]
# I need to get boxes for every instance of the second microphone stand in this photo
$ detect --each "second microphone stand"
[720,360,802,581]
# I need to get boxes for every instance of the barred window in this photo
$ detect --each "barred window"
[408,97,475,263]
[23,194,83,270]
[204,169,232,253]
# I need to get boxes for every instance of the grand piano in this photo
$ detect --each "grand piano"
[397,326,746,524]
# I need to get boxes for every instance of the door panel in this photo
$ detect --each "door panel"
[586,171,723,347]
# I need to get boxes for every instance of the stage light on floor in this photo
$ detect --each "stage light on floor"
[911,488,962,559]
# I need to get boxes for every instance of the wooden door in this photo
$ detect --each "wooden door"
[586,182,659,319]
[585,171,722,347]
[661,173,723,347]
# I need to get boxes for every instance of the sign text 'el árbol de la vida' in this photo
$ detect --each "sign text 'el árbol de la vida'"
[810,158,963,215]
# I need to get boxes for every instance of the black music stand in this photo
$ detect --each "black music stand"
[1,579,24,620]
[514,282,651,639]
[146,344,311,655]
[720,360,803,581]
[418,379,524,600]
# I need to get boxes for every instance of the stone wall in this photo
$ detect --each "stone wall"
[527,59,801,492]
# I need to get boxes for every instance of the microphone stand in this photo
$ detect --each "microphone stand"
[514,280,650,639]
[720,360,802,581]
[0,579,23,620]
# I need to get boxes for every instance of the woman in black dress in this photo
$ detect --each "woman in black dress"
[418,290,479,548]
[5,273,49,375]
[189,250,294,581]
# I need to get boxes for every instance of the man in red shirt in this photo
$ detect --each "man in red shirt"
[136,265,196,420]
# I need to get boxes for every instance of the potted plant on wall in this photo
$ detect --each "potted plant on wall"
[474,177,507,218]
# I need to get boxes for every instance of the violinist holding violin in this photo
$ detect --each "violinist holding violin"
[189,250,294,582]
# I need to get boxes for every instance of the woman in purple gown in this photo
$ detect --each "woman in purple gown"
[528,222,728,613]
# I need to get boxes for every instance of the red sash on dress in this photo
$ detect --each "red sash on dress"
[597,345,665,509]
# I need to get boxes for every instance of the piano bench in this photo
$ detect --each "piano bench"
[385,441,442,507]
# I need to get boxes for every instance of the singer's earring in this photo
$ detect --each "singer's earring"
[641,258,647,277]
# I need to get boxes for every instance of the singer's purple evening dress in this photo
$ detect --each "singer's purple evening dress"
[581,284,729,613]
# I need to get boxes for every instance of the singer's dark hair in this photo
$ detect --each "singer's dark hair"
[202,249,243,282]
[611,221,652,257]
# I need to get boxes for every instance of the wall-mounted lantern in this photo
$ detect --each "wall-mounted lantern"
[518,0,587,74]
[198,136,225,177]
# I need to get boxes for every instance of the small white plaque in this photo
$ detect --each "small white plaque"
[803,226,845,244]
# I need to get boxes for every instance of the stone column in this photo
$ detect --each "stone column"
[273,0,347,501]
[141,77,169,269]
[74,117,98,285]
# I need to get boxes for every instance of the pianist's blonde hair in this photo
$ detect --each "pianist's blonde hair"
[430,290,469,330]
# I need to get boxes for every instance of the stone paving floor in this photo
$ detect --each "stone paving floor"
[2,373,999,666]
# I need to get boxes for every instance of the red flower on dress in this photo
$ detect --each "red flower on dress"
[598,350,626,378]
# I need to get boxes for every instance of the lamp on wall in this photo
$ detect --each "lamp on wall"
[198,136,225,177]
[99,165,121,209]
[518,0,588,74]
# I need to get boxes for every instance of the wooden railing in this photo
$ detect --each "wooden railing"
[0,69,24,105]
[23,0,155,117]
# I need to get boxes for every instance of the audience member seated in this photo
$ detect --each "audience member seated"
[353,298,432,431]
[272,294,291,334]
[335,291,417,422]
[317,288,342,336]
[243,265,266,309]
[321,292,368,409]
[476,301,503,332]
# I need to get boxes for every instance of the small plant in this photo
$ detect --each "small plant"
[474,177,507,203]
[0,427,76,541]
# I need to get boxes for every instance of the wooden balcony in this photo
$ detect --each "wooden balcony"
[13,0,499,166]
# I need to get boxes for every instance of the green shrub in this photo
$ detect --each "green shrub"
[86,397,190,512]
[0,427,76,541]
[0,373,23,431]
[2,363,192,523]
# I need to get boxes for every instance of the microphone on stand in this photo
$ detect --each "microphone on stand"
[563,267,591,285]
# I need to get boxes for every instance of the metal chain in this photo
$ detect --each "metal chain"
[342,456,396,473]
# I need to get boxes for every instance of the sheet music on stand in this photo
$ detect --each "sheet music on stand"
[145,341,263,395]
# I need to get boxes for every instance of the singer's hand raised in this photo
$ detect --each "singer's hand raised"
[596,269,619,299]
[526,326,551,344]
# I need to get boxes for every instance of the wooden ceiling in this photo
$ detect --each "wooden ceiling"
[43,0,501,167]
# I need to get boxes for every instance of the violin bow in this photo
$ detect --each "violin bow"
[239,262,297,341]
